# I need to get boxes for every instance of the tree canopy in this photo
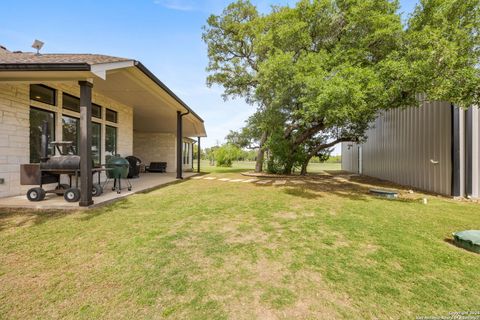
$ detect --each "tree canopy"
[203,0,480,174]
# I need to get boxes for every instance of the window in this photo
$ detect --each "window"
[183,142,191,165]
[30,107,55,163]
[30,84,56,105]
[62,93,80,113]
[62,116,102,165]
[92,103,102,119]
[92,122,101,166]
[106,108,118,123]
[105,125,117,157]
[62,115,80,154]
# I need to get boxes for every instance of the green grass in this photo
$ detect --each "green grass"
[1,166,479,319]
[196,160,341,174]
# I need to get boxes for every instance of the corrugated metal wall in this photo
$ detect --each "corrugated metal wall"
[469,107,479,199]
[342,100,453,195]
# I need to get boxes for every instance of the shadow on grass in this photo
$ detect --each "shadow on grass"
[0,174,206,229]
[283,187,318,199]
[252,174,371,202]
[0,208,72,232]
[248,170,435,203]
[443,238,480,255]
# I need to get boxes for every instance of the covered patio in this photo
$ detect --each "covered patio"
[0,52,206,208]
[0,172,198,210]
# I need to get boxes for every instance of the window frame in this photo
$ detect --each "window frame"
[30,84,57,106]
[62,92,81,113]
[29,106,56,163]
[61,114,80,154]
[91,121,102,166]
[105,125,118,157]
[92,103,102,119]
[105,108,118,123]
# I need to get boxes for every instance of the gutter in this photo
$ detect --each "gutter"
[0,63,90,71]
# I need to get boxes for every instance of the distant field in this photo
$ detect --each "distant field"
[196,160,341,174]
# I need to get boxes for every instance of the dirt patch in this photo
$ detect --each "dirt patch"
[225,230,270,244]
[274,211,298,220]
[218,257,356,319]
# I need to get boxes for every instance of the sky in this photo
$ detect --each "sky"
[0,0,418,154]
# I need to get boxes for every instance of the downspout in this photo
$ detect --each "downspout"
[197,137,201,173]
[176,110,190,179]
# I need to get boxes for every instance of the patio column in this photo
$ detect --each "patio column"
[176,111,183,179]
[190,142,194,170]
[79,80,93,207]
[197,137,200,173]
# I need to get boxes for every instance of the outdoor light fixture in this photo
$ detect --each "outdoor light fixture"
[31,39,44,55]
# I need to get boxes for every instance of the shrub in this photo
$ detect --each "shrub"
[214,144,242,167]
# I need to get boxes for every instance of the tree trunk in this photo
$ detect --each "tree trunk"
[255,149,265,172]
[300,155,313,175]
[283,161,294,175]
[255,131,268,172]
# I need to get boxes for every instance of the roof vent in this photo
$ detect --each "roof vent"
[31,39,44,55]
[0,45,9,53]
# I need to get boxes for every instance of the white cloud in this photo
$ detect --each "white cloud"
[153,0,196,11]
[152,0,246,14]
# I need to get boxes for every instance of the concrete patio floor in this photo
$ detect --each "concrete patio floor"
[0,172,198,210]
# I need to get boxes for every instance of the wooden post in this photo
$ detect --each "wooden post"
[197,137,200,173]
[79,80,93,206]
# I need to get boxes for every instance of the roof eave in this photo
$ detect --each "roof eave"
[0,60,205,126]
[133,61,204,123]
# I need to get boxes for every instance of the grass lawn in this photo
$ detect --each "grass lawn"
[195,160,342,174]
[1,163,479,319]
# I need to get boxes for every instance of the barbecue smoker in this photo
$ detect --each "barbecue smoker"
[20,121,104,202]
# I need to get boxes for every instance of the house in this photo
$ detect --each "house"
[341,99,479,199]
[0,45,206,206]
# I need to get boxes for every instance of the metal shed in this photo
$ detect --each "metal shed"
[342,100,480,199]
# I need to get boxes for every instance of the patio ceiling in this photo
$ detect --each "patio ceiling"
[94,64,206,137]
[0,60,206,138]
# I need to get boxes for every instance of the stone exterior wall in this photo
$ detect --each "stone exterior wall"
[0,82,133,198]
[0,83,30,198]
[49,82,133,161]
[133,132,176,173]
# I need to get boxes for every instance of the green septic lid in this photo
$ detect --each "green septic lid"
[452,230,480,254]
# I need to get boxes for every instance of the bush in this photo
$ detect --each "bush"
[214,144,242,167]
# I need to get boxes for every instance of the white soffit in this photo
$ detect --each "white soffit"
[90,60,135,80]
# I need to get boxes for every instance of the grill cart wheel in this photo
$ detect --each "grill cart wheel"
[64,188,81,202]
[59,183,70,190]
[27,187,46,202]
[92,184,103,197]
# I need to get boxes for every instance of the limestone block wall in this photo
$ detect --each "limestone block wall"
[133,132,176,173]
[50,82,133,161]
[0,82,133,198]
[0,83,30,198]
